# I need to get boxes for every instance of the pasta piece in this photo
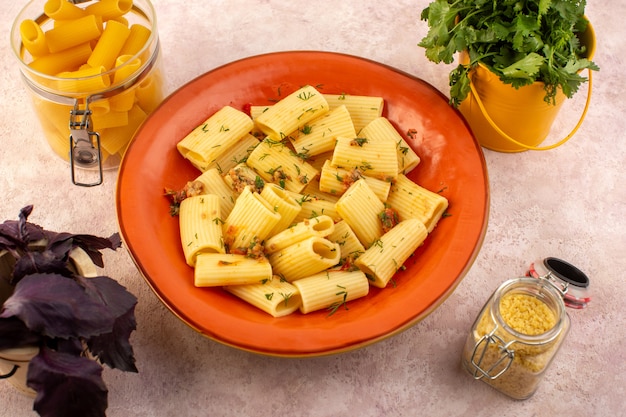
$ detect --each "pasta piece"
[249,105,270,120]
[318,160,391,201]
[19,20,48,58]
[29,42,93,75]
[45,14,103,54]
[44,0,87,20]
[222,186,280,252]
[135,70,163,113]
[386,174,449,233]
[359,117,420,174]
[205,133,259,175]
[355,219,428,288]
[194,253,272,287]
[292,270,370,314]
[293,197,341,223]
[326,220,365,264]
[260,183,302,237]
[264,215,335,254]
[88,20,131,70]
[246,138,319,193]
[224,276,302,317]
[101,104,147,155]
[119,24,152,56]
[193,168,237,218]
[331,136,398,181]
[300,174,340,204]
[84,0,133,20]
[223,163,264,194]
[324,93,384,132]
[254,85,329,140]
[335,179,385,248]
[179,195,225,267]
[56,65,111,92]
[288,104,356,157]
[91,107,129,129]
[177,106,254,170]
[269,237,341,282]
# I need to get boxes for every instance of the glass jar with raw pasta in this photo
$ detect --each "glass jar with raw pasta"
[11,0,164,186]
[461,257,590,400]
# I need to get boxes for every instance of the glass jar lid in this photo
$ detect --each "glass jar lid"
[526,257,591,309]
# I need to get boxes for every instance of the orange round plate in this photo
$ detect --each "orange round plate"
[116,51,489,357]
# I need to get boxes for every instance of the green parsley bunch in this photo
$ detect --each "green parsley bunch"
[419,0,599,106]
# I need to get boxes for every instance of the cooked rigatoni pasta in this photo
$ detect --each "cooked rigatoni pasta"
[88,19,131,70]
[359,117,420,174]
[269,237,341,282]
[288,104,356,157]
[292,270,370,314]
[254,85,329,140]
[319,160,391,201]
[222,186,281,252]
[355,218,428,288]
[44,14,102,53]
[19,20,48,58]
[223,163,263,194]
[294,197,341,223]
[179,195,225,267]
[331,136,398,181]
[326,220,365,263]
[324,93,384,132]
[224,276,301,317]
[246,138,319,193]
[386,174,449,233]
[335,179,385,248]
[260,183,302,237]
[192,168,237,218]
[194,253,272,287]
[198,133,258,175]
[264,215,335,254]
[300,175,340,204]
[177,106,254,171]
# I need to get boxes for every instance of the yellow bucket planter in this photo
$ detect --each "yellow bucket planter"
[458,22,596,152]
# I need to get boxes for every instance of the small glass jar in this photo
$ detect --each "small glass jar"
[461,258,590,400]
[11,0,164,186]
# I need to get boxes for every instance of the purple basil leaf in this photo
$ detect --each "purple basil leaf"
[0,274,116,339]
[0,317,41,350]
[28,347,108,417]
[45,232,121,268]
[80,276,138,318]
[13,250,72,284]
[88,308,138,372]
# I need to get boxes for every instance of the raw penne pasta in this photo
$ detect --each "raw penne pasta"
[85,0,133,21]
[318,160,391,201]
[292,270,370,314]
[19,20,48,58]
[119,24,152,56]
[222,186,280,252]
[331,136,398,181]
[326,220,365,264]
[335,179,385,248]
[192,168,237,218]
[269,237,341,282]
[264,215,335,254]
[179,195,225,267]
[88,19,131,70]
[194,253,272,287]
[44,0,87,20]
[44,14,102,54]
[288,104,356,157]
[386,174,449,233]
[177,106,254,171]
[254,85,329,140]
[359,117,420,174]
[260,183,302,237]
[246,138,319,193]
[355,218,428,288]
[324,93,384,132]
[224,276,301,317]
[28,42,93,75]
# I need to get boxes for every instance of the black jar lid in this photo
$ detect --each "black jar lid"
[526,257,591,309]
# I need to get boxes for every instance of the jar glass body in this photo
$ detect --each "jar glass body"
[10,0,164,171]
[461,277,570,400]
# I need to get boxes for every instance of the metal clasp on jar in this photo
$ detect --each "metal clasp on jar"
[470,326,515,380]
[69,101,103,187]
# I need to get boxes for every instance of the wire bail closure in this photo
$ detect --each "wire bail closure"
[470,329,515,380]
[69,100,103,187]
